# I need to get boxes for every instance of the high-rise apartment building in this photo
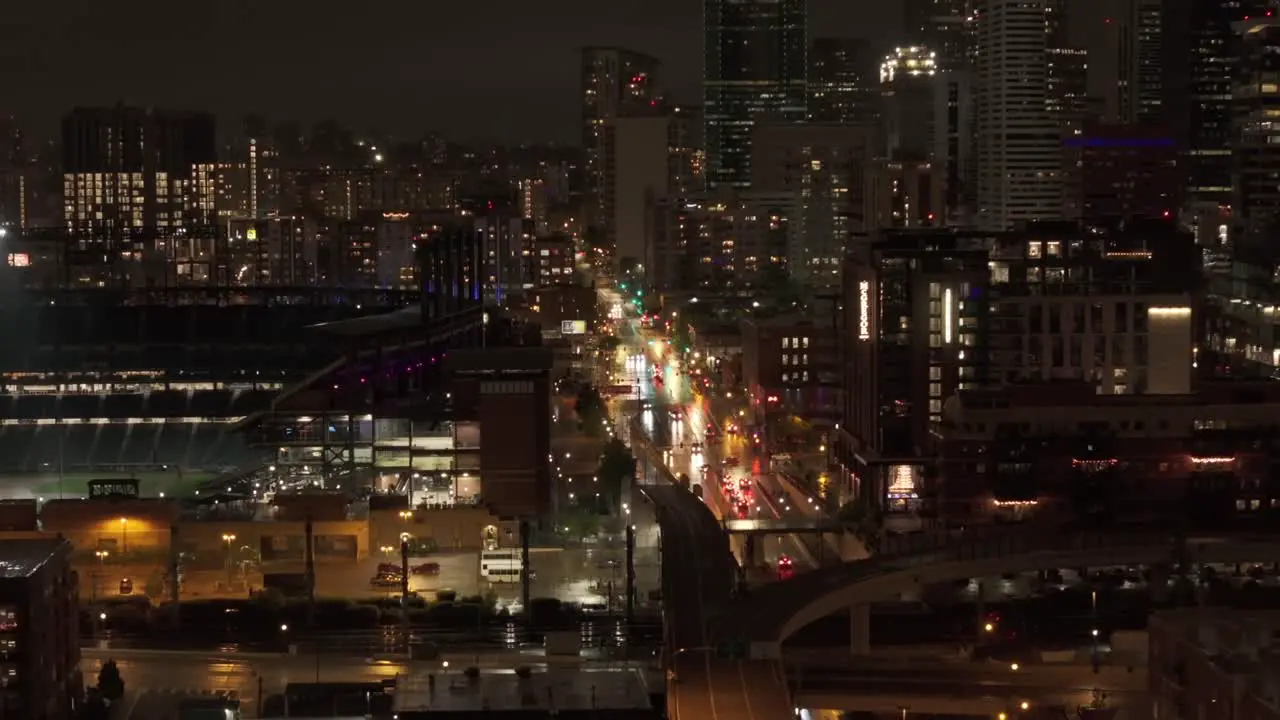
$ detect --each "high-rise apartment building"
[808,38,879,124]
[934,70,976,223]
[704,0,807,189]
[904,0,973,71]
[752,122,877,286]
[973,0,1062,230]
[610,116,670,269]
[61,106,218,286]
[880,46,939,161]
[580,47,662,239]
[1164,0,1274,207]
[647,191,799,292]
[0,117,27,230]
[1089,0,1163,125]
[1233,17,1280,249]
[62,106,217,235]
[1070,123,1180,222]
[668,105,706,196]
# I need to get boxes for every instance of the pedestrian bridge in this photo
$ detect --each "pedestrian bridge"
[716,525,1280,657]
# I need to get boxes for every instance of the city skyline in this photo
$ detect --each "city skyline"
[2,0,901,143]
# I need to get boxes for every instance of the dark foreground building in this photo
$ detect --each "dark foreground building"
[0,537,79,718]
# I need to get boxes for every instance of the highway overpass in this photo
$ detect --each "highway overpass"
[642,477,798,720]
[716,526,1280,657]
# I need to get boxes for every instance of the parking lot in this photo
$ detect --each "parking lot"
[81,543,662,609]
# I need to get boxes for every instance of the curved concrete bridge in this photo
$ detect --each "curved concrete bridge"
[715,524,1280,657]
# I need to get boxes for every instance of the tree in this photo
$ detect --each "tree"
[144,571,165,599]
[837,497,883,551]
[97,660,125,702]
[561,508,600,541]
[575,385,606,436]
[596,438,637,514]
[672,317,693,354]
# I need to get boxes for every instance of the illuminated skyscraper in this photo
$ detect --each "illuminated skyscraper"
[808,38,878,124]
[704,0,807,189]
[1164,0,1275,206]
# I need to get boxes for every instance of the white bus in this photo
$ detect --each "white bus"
[480,549,524,584]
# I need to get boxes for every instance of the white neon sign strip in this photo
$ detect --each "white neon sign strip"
[858,281,871,341]
[943,287,953,343]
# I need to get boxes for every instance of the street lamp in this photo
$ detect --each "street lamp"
[222,533,237,582]
[93,550,109,600]
[119,518,129,554]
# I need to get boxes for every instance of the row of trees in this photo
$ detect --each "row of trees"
[575,385,606,436]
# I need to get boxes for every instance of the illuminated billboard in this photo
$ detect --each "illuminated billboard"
[561,320,587,335]
[858,281,872,341]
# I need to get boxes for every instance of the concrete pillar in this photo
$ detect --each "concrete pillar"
[850,603,871,655]
[1149,564,1169,604]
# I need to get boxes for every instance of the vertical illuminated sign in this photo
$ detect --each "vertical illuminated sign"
[858,281,871,341]
[943,287,953,343]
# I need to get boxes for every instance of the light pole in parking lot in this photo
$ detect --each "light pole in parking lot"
[93,550,108,600]
[221,533,237,585]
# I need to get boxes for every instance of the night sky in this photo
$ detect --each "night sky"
[2,0,900,143]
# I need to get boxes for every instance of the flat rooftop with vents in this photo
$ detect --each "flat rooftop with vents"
[392,667,658,719]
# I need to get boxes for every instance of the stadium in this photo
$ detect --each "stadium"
[0,286,427,499]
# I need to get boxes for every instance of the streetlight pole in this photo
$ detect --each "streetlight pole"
[94,550,108,601]
[119,518,129,555]
[222,533,237,586]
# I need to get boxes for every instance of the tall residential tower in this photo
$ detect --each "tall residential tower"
[973,0,1062,230]
[580,47,662,239]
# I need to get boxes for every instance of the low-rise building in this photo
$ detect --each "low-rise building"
[1150,610,1280,720]
[936,382,1280,525]
[741,314,841,431]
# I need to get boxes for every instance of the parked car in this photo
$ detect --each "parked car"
[369,574,402,589]
[411,562,441,576]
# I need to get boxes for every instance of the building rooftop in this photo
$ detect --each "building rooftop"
[0,537,66,580]
[309,305,425,337]
[392,668,655,716]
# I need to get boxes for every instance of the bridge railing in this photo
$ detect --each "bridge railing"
[872,524,1180,569]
